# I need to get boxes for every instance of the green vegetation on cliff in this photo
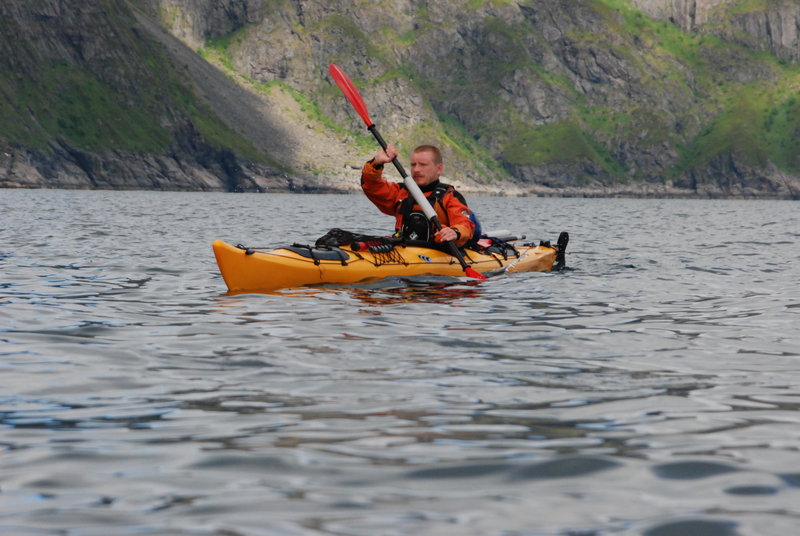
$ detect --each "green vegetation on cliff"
[0,2,265,163]
[0,59,169,152]
[188,0,800,194]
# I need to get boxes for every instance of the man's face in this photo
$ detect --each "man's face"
[410,150,442,187]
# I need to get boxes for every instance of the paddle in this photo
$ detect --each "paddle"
[328,64,486,280]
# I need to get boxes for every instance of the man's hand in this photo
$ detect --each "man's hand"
[373,144,398,165]
[434,227,459,243]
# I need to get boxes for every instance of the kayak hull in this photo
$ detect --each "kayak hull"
[213,239,559,292]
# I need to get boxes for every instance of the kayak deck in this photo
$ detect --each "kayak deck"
[213,234,567,292]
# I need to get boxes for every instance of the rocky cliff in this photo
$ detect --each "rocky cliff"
[633,0,800,62]
[0,0,297,192]
[2,0,799,198]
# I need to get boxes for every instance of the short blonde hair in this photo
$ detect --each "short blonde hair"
[413,145,442,165]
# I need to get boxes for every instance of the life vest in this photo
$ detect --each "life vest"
[396,182,476,242]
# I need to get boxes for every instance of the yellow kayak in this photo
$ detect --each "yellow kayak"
[212,231,568,292]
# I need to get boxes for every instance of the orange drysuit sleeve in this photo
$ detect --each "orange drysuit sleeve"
[361,160,402,216]
[437,190,475,247]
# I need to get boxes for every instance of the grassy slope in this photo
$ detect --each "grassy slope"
[199,10,511,182]
[358,0,800,181]
[602,0,800,177]
[283,0,800,182]
[0,2,266,163]
[495,0,800,179]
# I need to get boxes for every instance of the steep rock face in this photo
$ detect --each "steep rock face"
[198,0,797,197]
[728,2,800,62]
[0,0,291,191]
[136,0,264,49]
[633,0,800,62]
[631,0,734,29]
[224,1,633,180]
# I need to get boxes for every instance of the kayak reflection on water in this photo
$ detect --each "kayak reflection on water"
[220,276,486,305]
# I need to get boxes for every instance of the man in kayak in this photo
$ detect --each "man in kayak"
[361,144,475,247]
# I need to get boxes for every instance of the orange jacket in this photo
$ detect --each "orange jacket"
[361,160,475,247]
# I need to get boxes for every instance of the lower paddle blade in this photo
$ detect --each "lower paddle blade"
[464,267,488,280]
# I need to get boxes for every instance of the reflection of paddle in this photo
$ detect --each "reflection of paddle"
[329,64,486,280]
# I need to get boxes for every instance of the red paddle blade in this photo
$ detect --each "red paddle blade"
[329,64,372,127]
[464,267,488,280]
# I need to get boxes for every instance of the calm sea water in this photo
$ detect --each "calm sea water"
[1,189,799,536]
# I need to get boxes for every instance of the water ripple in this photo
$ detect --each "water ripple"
[1,191,799,535]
